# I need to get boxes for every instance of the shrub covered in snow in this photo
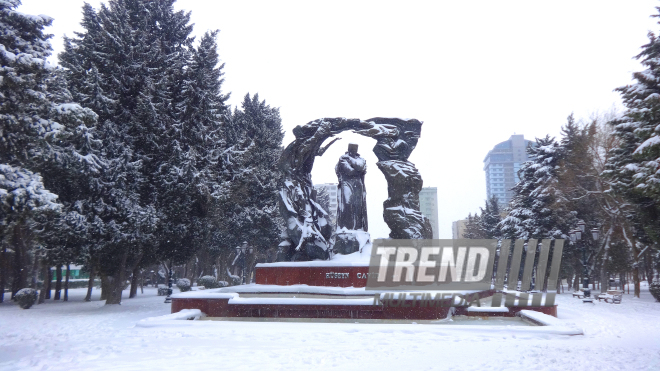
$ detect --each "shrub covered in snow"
[650,282,660,302]
[15,288,38,309]
[229,275,242,286]
[176,278,191,292]
[197,276,219,289]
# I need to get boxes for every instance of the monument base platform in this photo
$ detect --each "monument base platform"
[171,262,559,320]
[171,288,495,320]
[171,288,557,320]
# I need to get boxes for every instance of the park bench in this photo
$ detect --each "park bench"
[596,290,623,304]
[572,291,585,299]
[572,290,595,302]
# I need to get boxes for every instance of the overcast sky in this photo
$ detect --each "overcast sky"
[18,0,660,239]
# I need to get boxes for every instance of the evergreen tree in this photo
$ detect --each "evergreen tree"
[315,186,334,229]
[220,94,284,252]
[479,195,502,239]
[500,135,572,240]
[1,0,100,298]
[461,197,502,239]
[59,0,196,304]
[462,213,485,239]
[606,11,660,244]
[158,30,231,267]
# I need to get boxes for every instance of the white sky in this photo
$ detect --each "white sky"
[18,0,659,239]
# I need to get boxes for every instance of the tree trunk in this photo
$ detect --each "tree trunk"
[0,244,6,303]
[633,266,640,298]
[85,264,95,302]
[129,264,139,298]
[623,228,641,297]
[38,263,49,304]
[11,226,28,298]
[100,274,109,301]
[45,267,51,299]
[128,253,143,299]
[140,268,144,294]
[105,251,128,305]
[104,275,124,304]
[63,264,70,301]
[621,272,627,293]
[644,248,654,283]
[54,266,62,300]
[30,250,39,289]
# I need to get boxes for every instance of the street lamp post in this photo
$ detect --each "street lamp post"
[591,227,601,290]
[570,220,592,302]
[164,260,173,304]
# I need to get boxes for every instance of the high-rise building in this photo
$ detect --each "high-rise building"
[314,183,338,227]
[419,187,439,239]
[483,134,532,207]
[452,219,467,239]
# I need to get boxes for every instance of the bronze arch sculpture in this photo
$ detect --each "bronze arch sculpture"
[278,117,433,261]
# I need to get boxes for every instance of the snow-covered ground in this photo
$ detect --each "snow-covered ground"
[1,284,659,371]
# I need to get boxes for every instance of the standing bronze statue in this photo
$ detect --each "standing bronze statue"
[277,117,432,261]
[335,143,368,231]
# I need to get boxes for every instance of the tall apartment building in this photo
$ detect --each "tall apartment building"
[314,183,338,227]
[452,219,467,239]
[483,134,532,207]
[419,187,439,239]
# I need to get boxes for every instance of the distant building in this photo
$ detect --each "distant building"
[314,183,338,227]
[419,187,439,239]
[452,219,468,239]
[483,134,532,207]
[50,265,88,280]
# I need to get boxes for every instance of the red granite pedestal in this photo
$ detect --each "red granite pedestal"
[254,264,370,287]
[171,263,558,320]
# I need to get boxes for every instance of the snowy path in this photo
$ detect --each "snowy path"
[1,286,660,370]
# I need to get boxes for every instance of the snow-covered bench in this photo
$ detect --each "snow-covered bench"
[596,290,622,304]
[572,290,594,302]
[572,291,585,299]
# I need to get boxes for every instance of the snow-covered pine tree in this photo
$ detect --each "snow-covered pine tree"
[479,195,502,239]
[315,186,334,231]
[499,135,571,241]
[461,197,502,239]
[462,213,485,239]
[555,115,606,291]
[0,165,60,301]
[606,11,660,245]
[157,30,231,279]
[220,94,284,253]
[1,0,101,298]
[498,135,573,292]
[601,10,660,295]
[59,0,197,304]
